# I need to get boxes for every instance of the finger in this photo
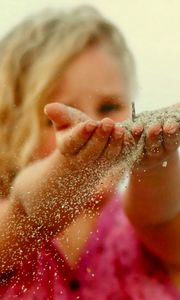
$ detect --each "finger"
[44,103,72,129]
[44,102,91,130]
[57,120,97,155]
[131,123,144,143]
[103,125,124,162]
[145,123,163,157]
[123,129,135,148]
[163,120,180,151]
[79,118,114,161]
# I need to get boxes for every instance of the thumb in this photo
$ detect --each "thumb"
[44,102,91,130]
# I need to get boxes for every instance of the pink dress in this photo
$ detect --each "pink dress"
[0,195,180,299]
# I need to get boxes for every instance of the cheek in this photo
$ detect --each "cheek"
[119,110,131,122]
[110,108,131,123]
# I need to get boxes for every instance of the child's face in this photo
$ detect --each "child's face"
[52,44,131,121]
[37,44,132,158]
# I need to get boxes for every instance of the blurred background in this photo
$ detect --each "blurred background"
[0,0,180,113]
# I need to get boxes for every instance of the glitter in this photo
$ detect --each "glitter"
[162,161,168,167]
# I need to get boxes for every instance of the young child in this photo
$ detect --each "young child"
[0,5,180,300]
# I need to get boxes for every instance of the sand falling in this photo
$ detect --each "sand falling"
[0,105,180,296]
[117,104,180,174]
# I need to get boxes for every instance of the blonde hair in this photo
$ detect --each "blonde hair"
[0,5,136,196]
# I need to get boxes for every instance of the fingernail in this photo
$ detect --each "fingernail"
[44,106,48,115]
[166,126,177,134]
[102,123,113,133]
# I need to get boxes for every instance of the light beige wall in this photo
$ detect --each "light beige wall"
[1,0,180,112]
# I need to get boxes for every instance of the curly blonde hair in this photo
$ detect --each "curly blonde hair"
[0,5,136,196]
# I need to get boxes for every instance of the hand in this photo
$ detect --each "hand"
[44,102,134,211]
[44,102,130,172]
[131,103,180,171]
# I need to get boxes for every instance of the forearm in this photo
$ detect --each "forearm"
[0,200,42,273]
[124,150,180,225]
[0,151,65,273]
[123,150,180,265]
[0,144,97,274]
[0,149,89,273]
[12,149,85,233]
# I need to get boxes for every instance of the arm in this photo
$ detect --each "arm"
[124,106,180,267]
[0,102,117,274]
[0,150,82,274]
[0,199,40,274]
[124,149,180,267]
[0,103,95,274]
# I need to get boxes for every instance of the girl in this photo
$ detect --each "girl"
[0,5,180,299]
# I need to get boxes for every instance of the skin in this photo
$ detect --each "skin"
[43,45,180,281]
[0,44,180,287]
[35,44,132,159]
[38,45,133,263]
[0,44,134,273]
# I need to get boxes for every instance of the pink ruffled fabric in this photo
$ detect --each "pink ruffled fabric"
[0,195,180,299]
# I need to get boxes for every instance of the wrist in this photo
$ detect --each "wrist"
[131,149,179,178]
[126,150,180,225]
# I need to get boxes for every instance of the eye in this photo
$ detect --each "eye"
[98,103,121,114]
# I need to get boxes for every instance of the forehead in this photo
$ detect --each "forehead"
[55,45,128,101]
